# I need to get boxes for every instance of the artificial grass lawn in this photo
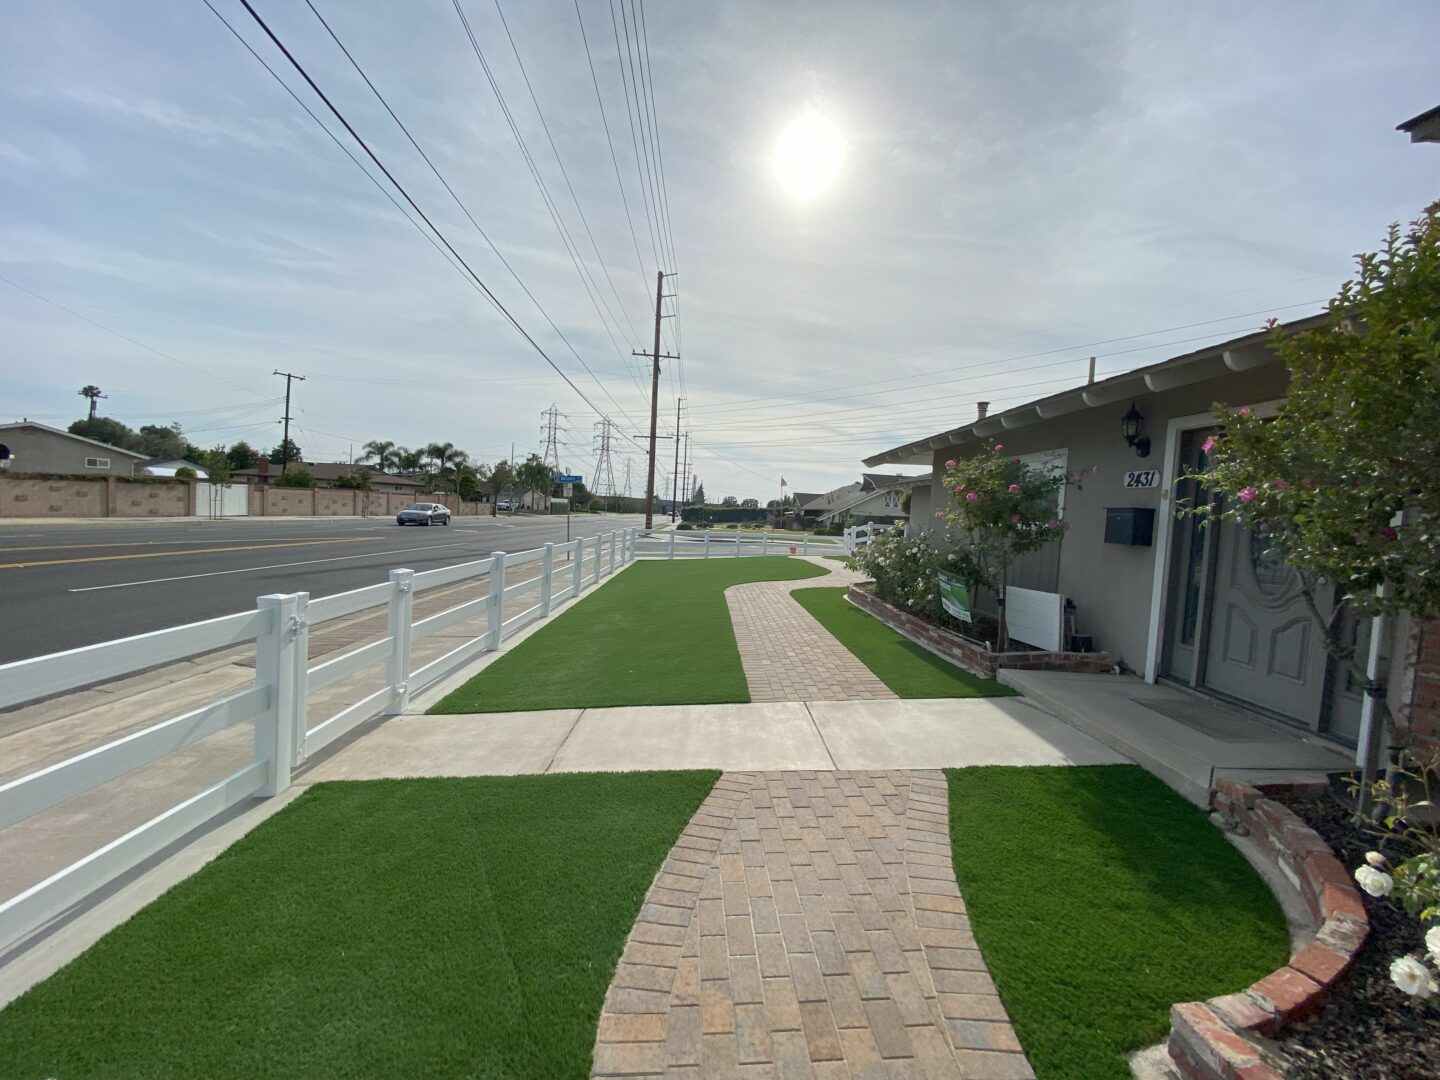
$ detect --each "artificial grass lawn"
[945,766,1289,1080]
[431,556,827,712]
[0,772,718,1080]
[792,587,1015,698]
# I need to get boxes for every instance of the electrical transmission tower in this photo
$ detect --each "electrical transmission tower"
[593,417,618,500]
[539,404,567,473]
[622,457,634,500]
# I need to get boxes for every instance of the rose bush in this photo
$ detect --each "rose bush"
[939,441,1071,648]
[1354,754,1440,999]
[852,525,944,619]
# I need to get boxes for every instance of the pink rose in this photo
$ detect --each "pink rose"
[1010,514,1022,525]
[1201,436,1216,454]
[1258,522,1270,533]
[953,485,964,494]
[993,443,1004,452]
[1237,407,1252,417]
[1238,486,1257,504]
[1007,483,1019,493]
[1274,479,1289,490]
[965,491,978,502]
[1381,526,1398,542]
[1045,518,1058,529]
[945,459,956,469]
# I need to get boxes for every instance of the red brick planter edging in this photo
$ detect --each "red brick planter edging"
[1166,780,1369,1080]
[844,583,1117,679]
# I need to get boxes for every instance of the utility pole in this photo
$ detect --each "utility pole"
[680,432,690,507]
[273,369,305,474]
[634,270,678,529]
[670,398,684,522]
[78,385,107,420]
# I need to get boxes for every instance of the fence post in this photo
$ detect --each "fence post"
[735,530,741,557]
[540,543,555,616]
[487,551,507,649]
[291,592,311,762]
[573,537,584,594]
[609,530,618,574]
[668,528,677,560]
[592,534,602,584]
[704,532,711,560]
[254,593,301,796]
[802,536,809,556]
[385,568,414,715]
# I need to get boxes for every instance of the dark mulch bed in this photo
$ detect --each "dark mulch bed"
[1275,791,1440,1080]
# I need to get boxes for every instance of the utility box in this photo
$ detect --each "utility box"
[1104,506,1155,546]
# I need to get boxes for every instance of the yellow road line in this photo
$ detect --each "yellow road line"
[0,537,378,571]
[0,536,370,554]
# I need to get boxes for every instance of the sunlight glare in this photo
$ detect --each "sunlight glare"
[773,110,844,200]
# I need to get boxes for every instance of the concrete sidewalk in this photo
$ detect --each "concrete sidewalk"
[302,697,1128,781]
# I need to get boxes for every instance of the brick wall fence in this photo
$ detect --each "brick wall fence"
[845,583,1117,679]
[0,475,494,519]
[1167,779,1368,1080]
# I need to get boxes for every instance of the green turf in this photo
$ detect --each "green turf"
[792,587,1014,698]
[431,557,827,712]
[944,766,1289,1080]
[0,772,717,1080]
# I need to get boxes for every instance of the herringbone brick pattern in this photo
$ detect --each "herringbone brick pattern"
[591,770,1034,1079]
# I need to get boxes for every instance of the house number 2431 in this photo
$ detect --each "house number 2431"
[1124,470,1160,489]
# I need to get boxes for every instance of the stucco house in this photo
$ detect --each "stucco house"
[864,314,1421,753]
[1398,103,1440,143]
[0,422,148,476]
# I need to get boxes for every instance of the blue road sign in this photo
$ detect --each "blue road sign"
[556,474,583,484]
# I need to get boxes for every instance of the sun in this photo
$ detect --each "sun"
[773,110,845,200]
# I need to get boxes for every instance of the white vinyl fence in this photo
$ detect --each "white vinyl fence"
[0,526,841,951]
[0,528,641,952]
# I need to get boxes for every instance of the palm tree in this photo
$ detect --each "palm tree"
[424,442,470,496]
[360,439,399,473]
[395,447,426,475]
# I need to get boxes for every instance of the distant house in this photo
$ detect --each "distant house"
[797,473,922,528]
[140,458,208,479]
[230,461,421,493]
[0,421,148,476]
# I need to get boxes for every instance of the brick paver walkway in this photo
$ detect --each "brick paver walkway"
[592,770,1034,1079]
[727,562,894,703]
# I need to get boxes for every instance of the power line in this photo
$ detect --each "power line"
[491,0,646,346]
[451,0,646,412]
[684,299,1326,419]
[0,272,273,400]
[224,0,647,454]
[302,0,643,431]
[609,0,661,273]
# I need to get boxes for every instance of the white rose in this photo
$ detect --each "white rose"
[1427,925,1440,961]
[1354,865,1394,897]
[1390,955,1438,998]
[1365,851,1387,868]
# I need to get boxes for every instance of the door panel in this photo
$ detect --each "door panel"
[1202,520,1327,724]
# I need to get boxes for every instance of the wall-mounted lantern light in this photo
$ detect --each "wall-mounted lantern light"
[1120,403,1151,458]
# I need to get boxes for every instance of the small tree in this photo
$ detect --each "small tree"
[269,438,303,466]
[197,447,232,484]
[274,465,315,488]
[226,441,259,470]
[940,441,1070,649]
[1185,204,1440,680]
[333,470,372,491]
[488,459,516,508]
[516,453,554,510]
[173,465,196,480]
[360,440,400,473]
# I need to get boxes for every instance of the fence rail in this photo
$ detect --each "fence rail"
[0,525,836,951]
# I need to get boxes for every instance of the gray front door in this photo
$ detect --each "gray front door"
[1201,519,1329,724]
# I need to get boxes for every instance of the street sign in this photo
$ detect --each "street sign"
[556,474,583,484]
[562,483,573,498]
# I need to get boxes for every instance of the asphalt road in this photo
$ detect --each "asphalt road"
[0,513,649,664]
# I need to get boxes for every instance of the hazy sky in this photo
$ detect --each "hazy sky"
[2,1,1436,500]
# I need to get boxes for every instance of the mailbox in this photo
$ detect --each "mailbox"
[1104,507,1155,546]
